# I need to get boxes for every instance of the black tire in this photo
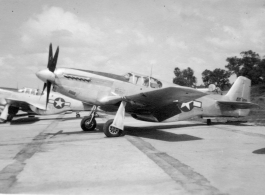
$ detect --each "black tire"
[103,119,123,137]
[7,114,14,122]
[81,116,97,131]
[76,113,81,118]
[207,119,211,125]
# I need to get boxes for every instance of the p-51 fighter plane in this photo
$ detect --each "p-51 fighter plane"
[36,44,259,137]
[0,87,92,122]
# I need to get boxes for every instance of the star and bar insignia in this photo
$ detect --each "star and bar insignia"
[48,97,71,109]
[177,101,202,112]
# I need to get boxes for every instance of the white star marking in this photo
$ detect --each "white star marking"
[55,98,64,107]
[181,101,192,110]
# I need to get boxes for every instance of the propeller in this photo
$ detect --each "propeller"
[39,43,59,109]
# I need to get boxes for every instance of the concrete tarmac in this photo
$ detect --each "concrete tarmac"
[0,113,265,195]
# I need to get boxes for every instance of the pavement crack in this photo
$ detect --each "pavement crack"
[126,135,228,195]
[0,114,64,193]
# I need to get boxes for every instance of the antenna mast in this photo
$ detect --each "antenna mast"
[149,64,153,87]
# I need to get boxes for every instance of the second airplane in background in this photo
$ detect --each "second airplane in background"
[0,87,92,122]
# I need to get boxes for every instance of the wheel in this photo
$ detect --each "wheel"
[76,113,81,118]
[103,119,123,137]
[7,114,14,122]
[81,116,97,131]
[207,119,211,125]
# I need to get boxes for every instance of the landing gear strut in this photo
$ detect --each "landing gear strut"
[103,101,127,137]
[76,112,81,118]
[207,119,212,125]
[81,105,97,131]
[7,114,14,122]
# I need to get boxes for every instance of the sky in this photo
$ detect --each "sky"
[0,0,265,89]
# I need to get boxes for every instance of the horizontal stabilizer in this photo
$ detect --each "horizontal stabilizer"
[217,101,259,109]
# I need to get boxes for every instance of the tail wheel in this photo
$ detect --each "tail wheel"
[81,116,97,131]
[103,119,123,137]
[207,119,212,125]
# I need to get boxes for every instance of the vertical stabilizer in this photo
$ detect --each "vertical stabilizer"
[225,76,251,102]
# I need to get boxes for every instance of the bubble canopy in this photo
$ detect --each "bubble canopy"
[123,72,162,88]
[18,88,40,95]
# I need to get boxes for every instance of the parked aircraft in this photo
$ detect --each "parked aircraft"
[0,87,92,122]
[36,44,259,137]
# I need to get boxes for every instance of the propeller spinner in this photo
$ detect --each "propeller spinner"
[36,43,59,109]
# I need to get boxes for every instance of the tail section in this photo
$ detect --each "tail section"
[225,76,251,102]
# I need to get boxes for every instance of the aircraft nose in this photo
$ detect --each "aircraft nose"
[36,69,55,83]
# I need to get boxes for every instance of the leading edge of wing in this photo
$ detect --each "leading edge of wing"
[217,101,259,109]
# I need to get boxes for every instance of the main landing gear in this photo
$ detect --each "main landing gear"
[103,119,123,137]
[80,102,127,137]
[80,105,97,131]
[103,101,127,138]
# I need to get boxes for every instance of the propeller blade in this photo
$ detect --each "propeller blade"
[38,83,46,101]
[41,83,47,95]
[46,81,52,109]
[50,46,59,72]
[47,43,53,71]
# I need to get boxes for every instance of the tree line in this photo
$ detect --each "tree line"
[173,50,265,90]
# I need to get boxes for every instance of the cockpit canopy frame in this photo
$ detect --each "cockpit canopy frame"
[123,72,162,88]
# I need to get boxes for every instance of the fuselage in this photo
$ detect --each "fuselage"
[47,68,250,123]
[53,68,169,105]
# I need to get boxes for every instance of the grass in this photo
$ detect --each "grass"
[250,84,265,110]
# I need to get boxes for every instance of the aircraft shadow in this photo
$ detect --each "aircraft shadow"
[124,125,203,142]
[45,123,203,142]
[252,148,265,154]
[46,129,103,136]
[44,124,105,136]
[219,121,253,126]
[10,115,73,125]
[10,117,40,125]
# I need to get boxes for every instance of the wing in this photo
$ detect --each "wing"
[6,98,46,110]
[99,86,206,122]
[125,87,206,109]
[98,86,206,108]
[98,95,122,105]
[217,101,259,109]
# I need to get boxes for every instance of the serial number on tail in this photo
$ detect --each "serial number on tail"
[236,97,247,102]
